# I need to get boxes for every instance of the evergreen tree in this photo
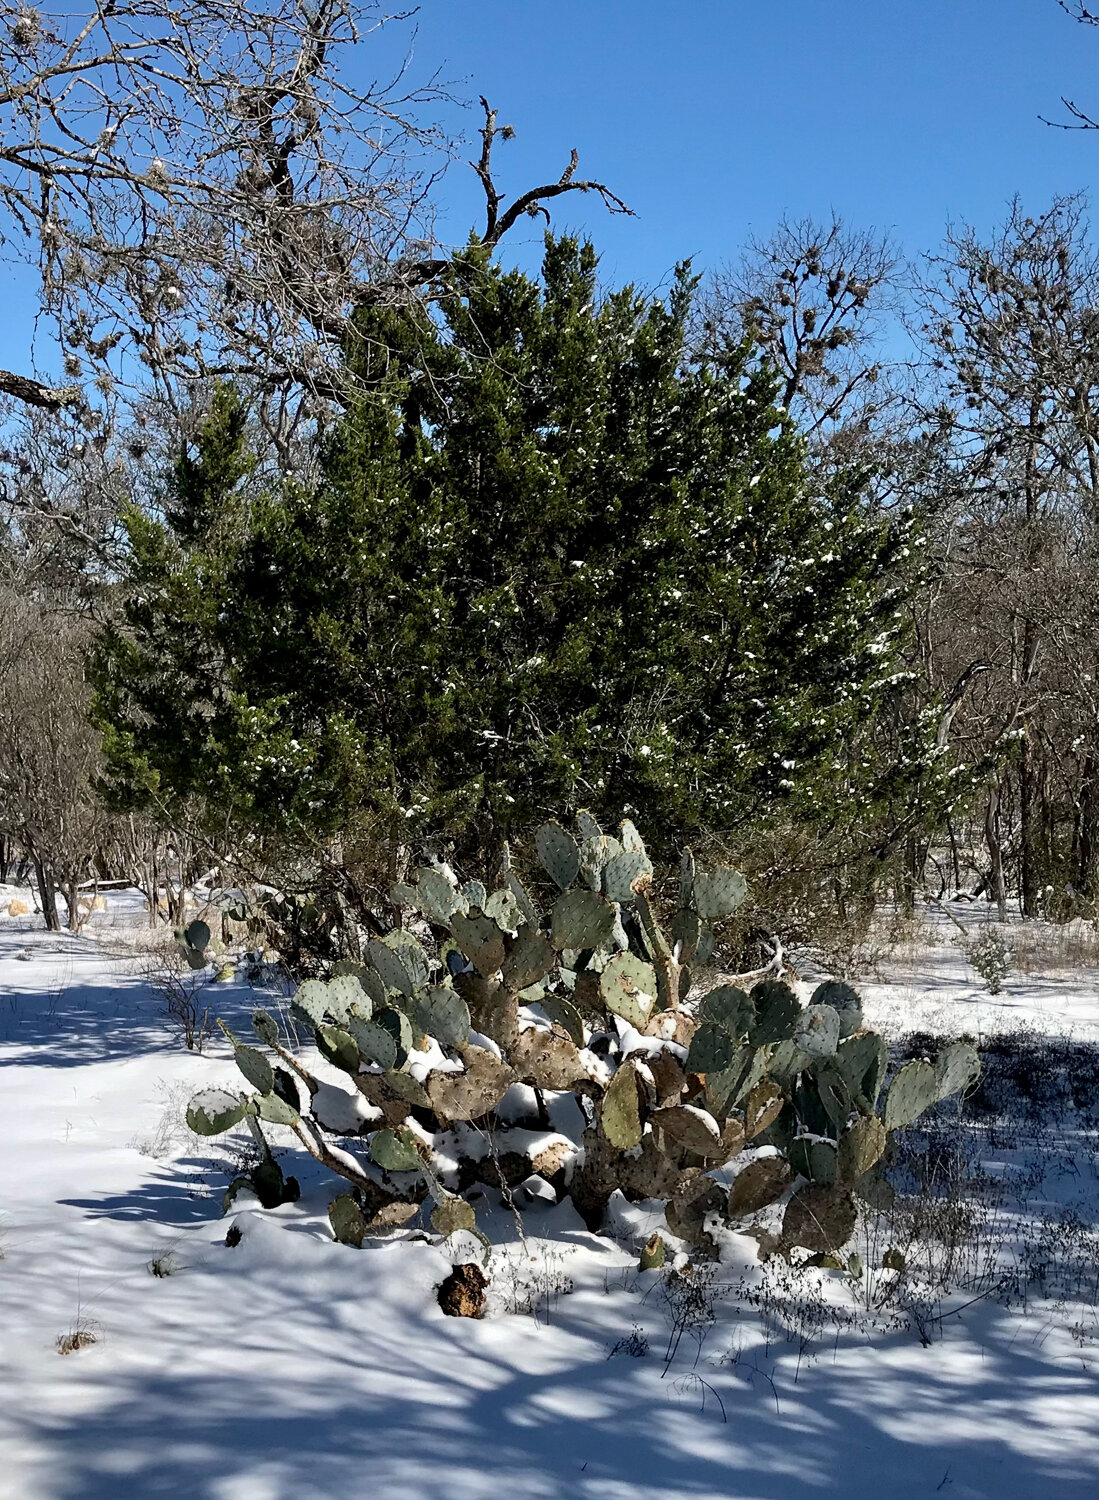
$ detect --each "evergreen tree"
[95,238,917,885]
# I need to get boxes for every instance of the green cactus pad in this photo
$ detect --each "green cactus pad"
[405,987,471,1049]
[381,932,431,991]
[376,1007,414,1065]
[794,1003,841,1059]
[750,980,802,1045]
[449,912,508,976]
[252,1009,280,1047]
[602,848,653,903]
[234,1043,274,1096]
[813,1061,854,1129]
[183,919,211,952]
[292,979,329,1026]
[704,1044,765,1115]
[328,1193,367,1247]
[834,1030,889,1111]
[599,951,658,1029]
[793,1074,835,1137]
[550,889,617,952]
[316,1025,360,1075]
[789,1135,838,1185]
[347,1015,398,1070]
[810,981,863,1038]
[326,973,367,1023]
[690,865,748,922]
[366,939,415,997]
[430,1196,478,1238]
[837,1115,886,1181]
[698,984,754,1040]
[501,926,557,992]
[483,887,522,933]
[540,995,585,1047]
[409,867,465,925]
[601,1059,642,1148]
[186,1088,248,1136]
[767,1038,812,1082]
[686,1023,736,1075]
[934,1040,981,1102]
[577,833,611,892]
[536,821,581,890]
[576,809,604,841]
[506,870,539,928]
[370,1127,424,1173]
[883,1058,938,1130]
[256,1090,299,1126]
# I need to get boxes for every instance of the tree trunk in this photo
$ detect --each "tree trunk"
[986,784,1007,922]
[1079,754,1099,898]
[34,860,61,931]
[1020,739,1041,917]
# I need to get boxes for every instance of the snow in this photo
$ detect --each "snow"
[2,892,1099,1498]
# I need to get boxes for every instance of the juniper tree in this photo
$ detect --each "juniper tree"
[94,237,921,912]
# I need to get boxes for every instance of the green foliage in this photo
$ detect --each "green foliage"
[95,242,916,882]
[183,813,980,1263]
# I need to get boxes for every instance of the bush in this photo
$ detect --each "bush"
[965,925,1013,994]
[188,813,979,1261]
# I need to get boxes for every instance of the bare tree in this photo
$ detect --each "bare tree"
[1045,3,1099,130]
[915,197,1099,914]
[0,5,631,442]
[0,584,108,928]
[696,215,901,447]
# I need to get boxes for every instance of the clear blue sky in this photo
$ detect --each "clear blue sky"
[5,1,1098,375]
[407,0,1099,291]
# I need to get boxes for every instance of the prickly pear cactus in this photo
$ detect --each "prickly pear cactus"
[185,811,980,1263]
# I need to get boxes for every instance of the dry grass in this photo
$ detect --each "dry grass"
[1012,919,1099,975]
[56,1321,99,1355]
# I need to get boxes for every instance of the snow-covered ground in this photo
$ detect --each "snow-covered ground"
[2,893,1098,1500]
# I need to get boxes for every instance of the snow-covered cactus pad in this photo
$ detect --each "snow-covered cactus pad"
[184,811,980,1262]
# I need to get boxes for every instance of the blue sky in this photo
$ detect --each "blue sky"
[406,0,1099,291]
[4,1,1098,376]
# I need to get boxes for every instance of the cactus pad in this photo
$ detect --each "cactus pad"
[933,1040,981,1102]
[536,821,581,890]
[837,1115,886,1182]
[601,1059,643,1148]
[690,866,747,922]
[186,1088,248,1136]
[698,984,754,1040]
[599,951,658,1028]
[234,1043,274,1096]
[370,1127,424,1173]
[810,980,863,1038]
[883,1058,938,1130]
[728,1156,792,1217]
[550,889,617,952]
[750,980,802,1044]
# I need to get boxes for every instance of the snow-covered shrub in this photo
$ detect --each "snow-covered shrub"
[966,925,1013,994]
[186,812,980,1262]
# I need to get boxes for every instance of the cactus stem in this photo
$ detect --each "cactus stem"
[635,888,681,1013]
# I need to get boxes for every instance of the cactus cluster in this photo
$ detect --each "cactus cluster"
[186,813,980,1261]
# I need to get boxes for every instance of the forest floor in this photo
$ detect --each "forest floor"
[1,891,1098,1500]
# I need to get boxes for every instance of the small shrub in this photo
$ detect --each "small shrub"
[965,925,1013,993]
